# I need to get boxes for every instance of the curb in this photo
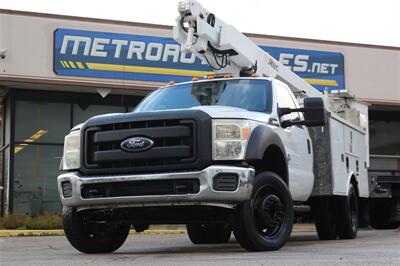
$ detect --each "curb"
[0,224,315,237]
[0,230,65,237]
[0,229,187,237]
[139,229,187,235]
[293,224,316,232]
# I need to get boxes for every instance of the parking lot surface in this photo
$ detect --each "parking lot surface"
[1,229,399,265]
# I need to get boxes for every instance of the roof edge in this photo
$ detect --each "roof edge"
[0,8,171,30]
[0,8,399,50]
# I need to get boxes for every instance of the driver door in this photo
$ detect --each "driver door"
[274,82,314,201]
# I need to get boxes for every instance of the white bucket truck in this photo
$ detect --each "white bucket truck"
[58,0,370,252]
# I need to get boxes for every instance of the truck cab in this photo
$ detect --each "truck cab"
[124,77,316,201]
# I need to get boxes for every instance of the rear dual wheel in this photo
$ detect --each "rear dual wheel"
[370,199,400,229]
[311,197,337,240]
[336,183,358,239]
[312,183,359,240]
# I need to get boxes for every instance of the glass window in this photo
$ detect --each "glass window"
[13,145,63,215]
[276,84,300,121]
[369,111,400,155]
[135,79,273,113]
[15,101,70,144]
[11,91,134,215]
[73,104,126,126]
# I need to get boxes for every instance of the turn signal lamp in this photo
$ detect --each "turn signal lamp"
[242,127,250,139]
[192,76,199,81]
[168,81,175,85]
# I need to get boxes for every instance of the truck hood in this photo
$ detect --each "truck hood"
[189,106,270,123]
[75,106,270,130]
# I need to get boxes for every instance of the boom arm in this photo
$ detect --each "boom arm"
[173,0,322,98]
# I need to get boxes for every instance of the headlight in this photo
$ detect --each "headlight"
[212,119,252,160]
[62,130,81,170]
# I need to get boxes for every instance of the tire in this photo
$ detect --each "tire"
[133,223,150,232]
[311,197,337,240]
[233,171,293,251]
[186,223,231,244]
[62,207,130,253]
[370,199,400,229]
[335,183,359,239]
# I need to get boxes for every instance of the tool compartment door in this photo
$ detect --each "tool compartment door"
[331,117,368,197]
[330,118,347,195]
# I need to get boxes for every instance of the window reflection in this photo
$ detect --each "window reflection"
[13,145,63,215]
[73,104,125,126]
[10,94,138,215]
[15,101,70,144]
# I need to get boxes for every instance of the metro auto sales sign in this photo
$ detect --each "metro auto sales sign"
[54,28,345,91]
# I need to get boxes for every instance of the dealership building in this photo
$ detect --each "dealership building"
[0,9,399,216]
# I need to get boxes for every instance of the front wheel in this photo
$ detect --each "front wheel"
[62,207,130,253]
[233,171,293,251]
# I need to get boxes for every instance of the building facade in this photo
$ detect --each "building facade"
[0,9,399,215]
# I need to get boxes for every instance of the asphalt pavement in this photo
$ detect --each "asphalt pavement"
[1,229,399,265]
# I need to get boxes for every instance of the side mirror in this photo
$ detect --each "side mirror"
[302,97,326,126]
[278,97,326,128]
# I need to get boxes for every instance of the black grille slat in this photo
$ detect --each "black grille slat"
[81,179,200,198]
[93,146,191,162]
[213,174,239,191]
[93,126,191,143]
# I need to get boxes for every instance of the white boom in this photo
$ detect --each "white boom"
[173,0,322,98]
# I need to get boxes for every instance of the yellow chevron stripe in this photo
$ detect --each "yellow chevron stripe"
[14,130,48,154]
[84,62,338,86]
[303,78,338,87]
[60,61,66,68]
[86,62,214,77]
[76,61,85,69]
[63,61,70,68]
[68,61,77,69]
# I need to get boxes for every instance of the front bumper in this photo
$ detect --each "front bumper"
[57,165,255,209]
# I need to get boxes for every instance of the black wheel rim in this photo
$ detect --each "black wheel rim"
[252,185,286,238]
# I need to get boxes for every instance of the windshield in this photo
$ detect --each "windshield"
[135,79,272,113]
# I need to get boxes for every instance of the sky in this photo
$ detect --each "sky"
[1,0,399,47]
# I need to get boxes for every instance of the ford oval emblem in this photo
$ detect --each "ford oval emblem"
[120,137,154,152]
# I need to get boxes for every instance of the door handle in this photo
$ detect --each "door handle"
[307,139,311,154]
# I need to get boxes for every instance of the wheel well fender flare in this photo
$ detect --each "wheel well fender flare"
[341,171,358,196]
[245,125,288,181]
[349,172,359,194]
[245,125,286,161]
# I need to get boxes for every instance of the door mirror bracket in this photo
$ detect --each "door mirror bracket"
[278,97,326,128]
